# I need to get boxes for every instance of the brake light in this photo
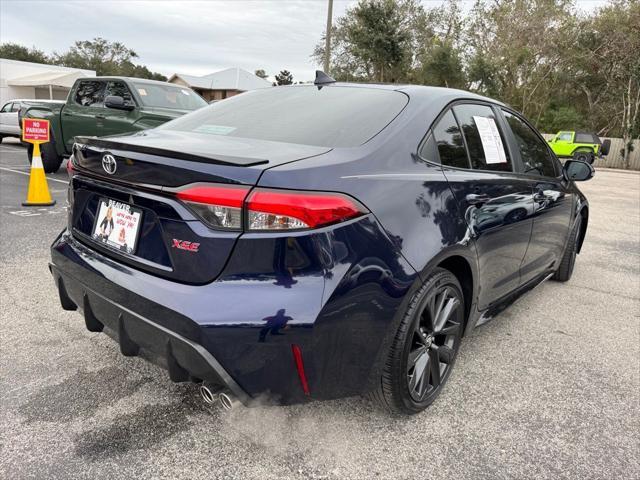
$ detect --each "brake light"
[175,184,367,231]
[176,184,250,230]
[66,156,75,176]
[246,188,367,230]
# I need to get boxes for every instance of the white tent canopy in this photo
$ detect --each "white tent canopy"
[7,70,89,98]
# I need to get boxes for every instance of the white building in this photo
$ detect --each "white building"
[0,58,95,105]
[168,67,271,102]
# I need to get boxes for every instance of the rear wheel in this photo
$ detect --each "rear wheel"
[553,215,582,282]
[370,268,464,414]
[573,150,594,164]
[27,136,63,173]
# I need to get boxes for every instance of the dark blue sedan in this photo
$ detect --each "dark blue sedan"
[50,73,594,414]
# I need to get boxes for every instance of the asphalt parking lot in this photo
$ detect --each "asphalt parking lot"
[1,137,638,480]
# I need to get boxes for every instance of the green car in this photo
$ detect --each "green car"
[548,131,610,164]
[21,77,208,172]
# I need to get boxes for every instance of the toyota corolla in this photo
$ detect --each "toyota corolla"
[50,73,594,414]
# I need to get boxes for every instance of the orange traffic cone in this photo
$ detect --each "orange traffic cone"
[22,142,56,207]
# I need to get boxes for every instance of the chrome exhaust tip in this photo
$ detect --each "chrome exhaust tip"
[219,391,240,411]
[199,383,221,405]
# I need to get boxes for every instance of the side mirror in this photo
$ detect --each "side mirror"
[104,95,134,111]
[563,160,595,182]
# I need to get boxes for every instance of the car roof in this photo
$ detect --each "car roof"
[90,76,186,87]
[4,99,65,103]
[285,82,506,106]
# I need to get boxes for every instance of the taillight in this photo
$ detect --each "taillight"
[176,184,250,230]
[246,188,367,231]
[66,156,75,176]
[175,184,367,231]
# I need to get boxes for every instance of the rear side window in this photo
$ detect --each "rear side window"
[105,81,135,108]
[159,86,408,148]
[75,81,106,107]
[502,110,557,177]
[453,104,512,172]
[575,133,595,143]
[11,103,21,112]
[430,110,469,168]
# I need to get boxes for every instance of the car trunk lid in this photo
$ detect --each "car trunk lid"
[69,132,330,284]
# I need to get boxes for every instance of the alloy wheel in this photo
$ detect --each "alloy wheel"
[406,285,462,402]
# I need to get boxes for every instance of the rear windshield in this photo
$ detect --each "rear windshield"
[133,82,207,110]
[158,86,408,147]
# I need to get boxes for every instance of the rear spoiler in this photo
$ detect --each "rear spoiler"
[74,136,269,167]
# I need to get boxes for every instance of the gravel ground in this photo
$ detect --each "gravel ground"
[1,139,638,479]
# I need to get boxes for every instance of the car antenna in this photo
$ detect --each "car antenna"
[314,70,336,89]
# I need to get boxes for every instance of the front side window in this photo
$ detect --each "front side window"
[159,86,408,147]
[105,81,135,107]
[453,104,512,172]
[503,110,557,177]
[74,81,106,107]
[557,132,573,142]
[430,110,469,169]
[1,103,12,113]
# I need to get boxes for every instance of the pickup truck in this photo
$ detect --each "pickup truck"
[548,131,610,164]
[21,77,207,172]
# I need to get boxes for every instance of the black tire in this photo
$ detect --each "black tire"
[27,136,63,173]
[369,268,464,414]
[552,215,582,282]
[573,150,593,164]
[600,139,611,156]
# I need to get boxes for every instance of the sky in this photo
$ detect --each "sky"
[0,0,609,83]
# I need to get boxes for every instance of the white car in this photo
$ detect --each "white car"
[0,99,64,142]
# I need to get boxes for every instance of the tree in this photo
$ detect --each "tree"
[313,0,423,82]
[569,0,639,165]
[53,37,166,80]
[465,0,575,125]
[275,70,293,85]
[254,69,268,79]
[0,43,51,64]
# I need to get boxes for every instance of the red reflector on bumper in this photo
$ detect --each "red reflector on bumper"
[291,344,310,396]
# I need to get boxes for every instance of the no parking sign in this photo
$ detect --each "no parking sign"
[21,118,55,207]
[22,118,50,142]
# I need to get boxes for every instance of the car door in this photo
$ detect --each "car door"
[500,110,574,285]
[553,131,574,157]
[8,102,22,135]
[101,80,138,136]
[60,80,107,151]
[432,103,535,310]
[0,102,14,134]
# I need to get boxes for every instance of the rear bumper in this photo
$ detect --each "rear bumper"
[51,215,418,404]
[50,261,250,404]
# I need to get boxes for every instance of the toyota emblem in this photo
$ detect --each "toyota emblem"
[102,154,117,175]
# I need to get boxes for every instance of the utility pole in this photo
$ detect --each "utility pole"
[324,0,333,73]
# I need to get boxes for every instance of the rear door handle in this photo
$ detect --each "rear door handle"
[466,193,491,205]
[95,114,106,120]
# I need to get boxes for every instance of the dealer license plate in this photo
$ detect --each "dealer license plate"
[92,198,143,255]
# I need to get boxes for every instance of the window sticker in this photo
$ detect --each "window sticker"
[137,88,147,96]
[194,124,236,135]
[473,116,507,164]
